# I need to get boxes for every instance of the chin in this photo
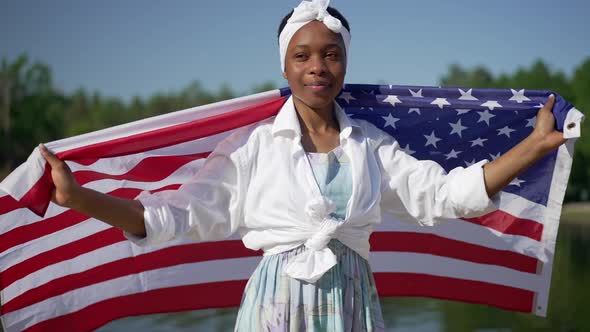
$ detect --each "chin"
[294,94,335,110]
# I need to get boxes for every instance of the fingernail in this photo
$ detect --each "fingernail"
[549,94,555,99]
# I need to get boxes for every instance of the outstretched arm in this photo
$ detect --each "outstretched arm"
[482,94,567,197]
[39,144,147,237]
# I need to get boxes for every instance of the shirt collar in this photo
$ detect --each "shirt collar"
[271,95,360,140]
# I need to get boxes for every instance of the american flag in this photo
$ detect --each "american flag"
[0,84,580,331]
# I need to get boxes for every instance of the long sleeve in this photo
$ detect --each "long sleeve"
[125,137,248,246]
[375,132,497,226]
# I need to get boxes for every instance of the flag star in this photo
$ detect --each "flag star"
[489,152,501,160]
[409,89,424,97]
[481,100,502,110]
[455,109,471,115]
[382,113,400,129]
[497,126,516,138]
[339,91,356,104]
[464,159,477,167]
[449,119,468,138]
[509,89,531,103]
[431,98,450,109]
[470,137,488,147]
[509,177,526,187]
[424,131,442,148]
[402,144,416,155]
[535,103,544,108]
[526,117,536,128]
[383,95,402,107]
[445,149,462,160]
[459,88,478,101]
[477,110,496,126]
[408,108,421,115]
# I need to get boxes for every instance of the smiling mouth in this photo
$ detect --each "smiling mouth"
[305,82,331,91]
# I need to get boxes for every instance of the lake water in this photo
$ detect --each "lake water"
[97,222,590,332]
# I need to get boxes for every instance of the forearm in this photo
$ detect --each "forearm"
[483,132,548,197]
[68,186,146,237]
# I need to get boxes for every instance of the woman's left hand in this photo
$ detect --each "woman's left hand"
[530,94,567,155]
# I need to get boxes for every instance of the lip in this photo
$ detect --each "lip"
[305,82,331,91]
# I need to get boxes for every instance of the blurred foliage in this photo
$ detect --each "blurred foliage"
[0,54,588,201]
[441,58,590,202]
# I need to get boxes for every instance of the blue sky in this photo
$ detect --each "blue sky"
[1,0,588,100]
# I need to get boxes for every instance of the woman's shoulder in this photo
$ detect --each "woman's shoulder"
[214,117,276,155]
[349,117,392,144]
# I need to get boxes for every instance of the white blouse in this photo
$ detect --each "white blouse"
[126,95,496,282]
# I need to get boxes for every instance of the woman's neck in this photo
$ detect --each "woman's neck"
[292,97,339,135]
[292,97,341,153]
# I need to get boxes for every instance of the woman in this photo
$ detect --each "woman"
[40,0,567,330]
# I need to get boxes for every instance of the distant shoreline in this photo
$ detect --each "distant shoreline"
[561,202,590,225]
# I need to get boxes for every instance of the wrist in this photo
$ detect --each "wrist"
[526,131,551,158]
[64,184,85,210]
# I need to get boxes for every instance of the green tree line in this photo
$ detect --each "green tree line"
[1,54,588,200]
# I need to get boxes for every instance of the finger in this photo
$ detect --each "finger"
[541,94,555,114]
[38,144,63,167]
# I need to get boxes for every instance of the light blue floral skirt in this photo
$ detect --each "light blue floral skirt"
[234,240,385,331]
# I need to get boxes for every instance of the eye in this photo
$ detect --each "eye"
[325,52,339,59]
[294,53,308,61]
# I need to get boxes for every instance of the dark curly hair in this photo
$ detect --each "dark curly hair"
[277,6,351,41]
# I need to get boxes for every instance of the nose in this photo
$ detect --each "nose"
[308,55,327,76]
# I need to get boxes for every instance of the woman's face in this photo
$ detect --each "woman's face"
[283,21,347,110]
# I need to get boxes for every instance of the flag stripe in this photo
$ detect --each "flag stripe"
[21,272,535,332]
[464,210,543,241]
[56,97,285,161]
[374,273,534,313]
[2,241,261,314]
[74,152,210,186]
[22,281,249,332]
[370,232,538,273]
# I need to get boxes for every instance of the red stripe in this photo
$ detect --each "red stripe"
[18,165,53,217]
[74,152,209,186]
[57,96,285,160]
[0,188,142,255]
[370,232,538,273]
[0,195,24,215]
[374,272,534,313]
[17,96,285,217]
[0,228,125,291]
[463,210,543,241]
[3,240,260,314]
[23,280,247,332]
[19,273,534,331]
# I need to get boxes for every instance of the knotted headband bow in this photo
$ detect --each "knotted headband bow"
[279,0,351,71]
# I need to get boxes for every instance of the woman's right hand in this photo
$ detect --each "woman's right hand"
[38,144,81,208]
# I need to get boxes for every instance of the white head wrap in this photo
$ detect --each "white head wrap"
[279,0,351,72]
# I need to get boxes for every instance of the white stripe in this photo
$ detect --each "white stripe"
[45,90,280,153]
[533,140,575,316]
[376,215,547,261]
[369,251,544,292]
[66,128,236,172]
[492,191,546,223]
[2,256,261,331]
